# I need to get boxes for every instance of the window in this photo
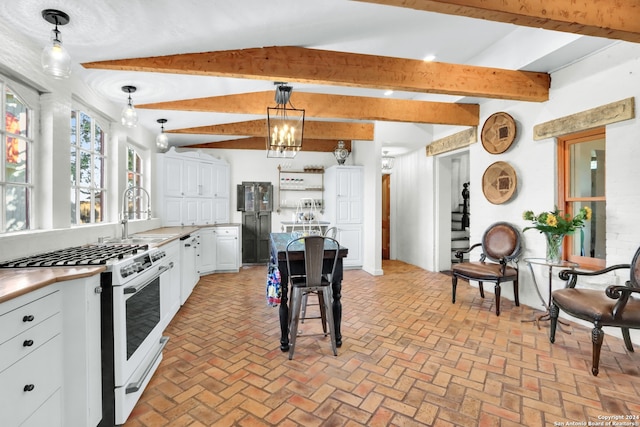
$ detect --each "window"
[558,128,606,269]
[1,82,33,232]
[125,146,147,220]
[70,109,106,224]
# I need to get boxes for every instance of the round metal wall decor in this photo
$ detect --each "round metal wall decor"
[481,112,517,154]
[482,161,517,204]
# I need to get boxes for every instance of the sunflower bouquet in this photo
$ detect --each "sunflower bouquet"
[522,206,592,235]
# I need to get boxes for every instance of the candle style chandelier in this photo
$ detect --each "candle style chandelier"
[266,83,305,158]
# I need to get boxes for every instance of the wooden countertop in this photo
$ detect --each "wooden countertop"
[0,266,106,304]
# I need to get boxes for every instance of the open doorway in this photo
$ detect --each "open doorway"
[382,173,390,259]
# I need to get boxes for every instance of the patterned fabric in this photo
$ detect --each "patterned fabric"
[266,263,281,307]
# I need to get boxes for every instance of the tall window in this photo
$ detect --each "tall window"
[558,128,606,269]
[70,109,106,224]
[125,146,147,220]
[1,82,33,232]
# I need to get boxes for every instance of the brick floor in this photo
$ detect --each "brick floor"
[124,260,640,426]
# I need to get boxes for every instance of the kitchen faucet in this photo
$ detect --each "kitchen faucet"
[121,186,151,239]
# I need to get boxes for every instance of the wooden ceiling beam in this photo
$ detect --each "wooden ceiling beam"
[185,137,351,152]
[168,119,375,140]
[82,46,549,102]
[355,0,640,43]
[139,91,479,126]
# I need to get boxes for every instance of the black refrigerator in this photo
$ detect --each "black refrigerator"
[237,182,273,264]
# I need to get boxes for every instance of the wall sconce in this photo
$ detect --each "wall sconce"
[266,83,305,158]
[156,119,169,151]
[333,140,350,165]
[41,9,71,79]
[382,150,395,172]
[121,86,138,128]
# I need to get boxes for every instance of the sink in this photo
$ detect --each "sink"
[101,236,169,245]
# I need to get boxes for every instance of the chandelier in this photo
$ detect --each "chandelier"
[382,150,395,172]
[266,83,305,158]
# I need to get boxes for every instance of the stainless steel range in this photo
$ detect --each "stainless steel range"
[0,243,174,426]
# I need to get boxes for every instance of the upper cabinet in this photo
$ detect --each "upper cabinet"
[157,148,230,226]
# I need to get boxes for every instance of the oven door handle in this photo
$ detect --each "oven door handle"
[125,336,169,394]
[123,262,174,295]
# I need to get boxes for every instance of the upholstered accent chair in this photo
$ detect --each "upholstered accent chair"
[451,222,522,316]
[550,247,640,376]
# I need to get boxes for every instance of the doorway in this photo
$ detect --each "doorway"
[382,173,390,259]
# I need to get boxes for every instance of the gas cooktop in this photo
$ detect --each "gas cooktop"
[0,244,151,268]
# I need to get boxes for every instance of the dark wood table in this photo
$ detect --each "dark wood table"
[269,232,348,351]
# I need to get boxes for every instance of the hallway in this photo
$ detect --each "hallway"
[125,261,640,426]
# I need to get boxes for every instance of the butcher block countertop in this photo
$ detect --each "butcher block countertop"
[0,266,106,304]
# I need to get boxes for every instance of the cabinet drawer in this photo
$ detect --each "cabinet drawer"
[215,227,238,237]
[0,312,62,373]
[0,334,62,426]
[0,290,61,345]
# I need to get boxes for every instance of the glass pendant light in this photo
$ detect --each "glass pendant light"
[121,86,138,128]
[41,9,71,79]
[156,119,169,151]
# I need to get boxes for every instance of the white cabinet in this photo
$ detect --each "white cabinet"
[157,148,230,226]
[197,227,217,275]
[180,233,199,305]
[324,165,364,268]
[215,226,241,272]
[161,240,181,327]
[197,225,241,275]
[0,287,63,427]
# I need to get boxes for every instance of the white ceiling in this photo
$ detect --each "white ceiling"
[0,0,618,152]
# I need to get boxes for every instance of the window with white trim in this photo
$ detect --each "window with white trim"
[125,146,147,220]
[1,79,34,233]
[70,108,107,224]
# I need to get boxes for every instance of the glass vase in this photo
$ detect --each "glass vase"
[544,232,565,264]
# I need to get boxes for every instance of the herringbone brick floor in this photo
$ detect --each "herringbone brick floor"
[124,260,640,426]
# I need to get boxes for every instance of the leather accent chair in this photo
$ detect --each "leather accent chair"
[550,246,640,376]
[452,222,522,316]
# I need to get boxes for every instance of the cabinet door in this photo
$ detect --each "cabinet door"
[163,197,183,226]
[182,159,200,197]
[215,229,238,271]
[336,226,363,267]
[182,198,199,225]
[214,163,229,198]
[163,157,183,197]
[197,228,216,275]
[199,199,214,225]
[213,198,229,224]
[199,162,214,198]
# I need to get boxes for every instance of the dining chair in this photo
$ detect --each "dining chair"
[451,222,522,316]
[550,246,640,376]
[286,235,339,360]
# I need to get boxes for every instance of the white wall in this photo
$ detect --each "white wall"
[388,41,640,343]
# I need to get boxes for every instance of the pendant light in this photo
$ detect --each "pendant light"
[156,119,169,151]
[121,86,138,128]
[266,82,305,158]
[381,150,395,172]
[41,9,71,79]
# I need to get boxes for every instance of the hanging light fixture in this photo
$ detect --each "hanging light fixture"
[333,140,350,165]
[156,119,169,151]
[41,9,71,79]
[266,82,305,158]
[381,150,395,172]
[121,86,138,128]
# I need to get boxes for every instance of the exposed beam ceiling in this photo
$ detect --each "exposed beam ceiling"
[355,0,640,43]
[185,138,350,152]
[138,91,480,126]
[169,120,375,141]
[82,46,550,102]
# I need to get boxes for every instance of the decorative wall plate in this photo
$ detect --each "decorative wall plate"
[481,112,517,154]
[482,161,517,204]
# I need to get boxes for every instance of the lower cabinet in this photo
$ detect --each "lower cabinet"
[197,225,241,275]
[161,240,181,327]
[180,233,199,305]
[0,276,102,427]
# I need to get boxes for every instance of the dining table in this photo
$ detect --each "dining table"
[269,232,348,352]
